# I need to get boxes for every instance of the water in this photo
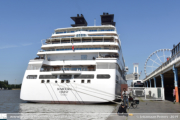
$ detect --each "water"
[0,90,116,120]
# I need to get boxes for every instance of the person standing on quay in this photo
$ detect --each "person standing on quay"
[173,89,176,103]
[122,88,129,108]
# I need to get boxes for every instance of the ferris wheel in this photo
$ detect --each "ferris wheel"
[144,49,171,76]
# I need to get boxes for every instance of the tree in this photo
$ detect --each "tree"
[0,81,2,88]
[8,85,12,90]
[3,80,8,86]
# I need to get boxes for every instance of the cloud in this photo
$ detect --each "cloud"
[0,45,18,49]
[21,43,33,46]
[0,43,34,49]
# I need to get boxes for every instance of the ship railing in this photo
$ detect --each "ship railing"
[42,57,120,62]
[41,36,120,47]
[42,40,118,45]
[53,29,115,35]
[47,57,119,61]
[50,35,116,39]
[40,69,95,72]
[38,48,119,52]
[30,59,44,62]
[47,59,95,61]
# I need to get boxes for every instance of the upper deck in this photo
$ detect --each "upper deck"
[33,14,126,71]
[41,25,120,50]
[51,25,117,38]
[54,25,115,33]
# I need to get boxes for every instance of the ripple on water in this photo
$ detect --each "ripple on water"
[0,90,116,120]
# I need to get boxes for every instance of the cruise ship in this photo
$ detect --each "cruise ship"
[20,13,127,104]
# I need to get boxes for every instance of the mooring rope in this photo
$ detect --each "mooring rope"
[65,82,82,104]
[44,83,55,103]
[69,83,119,98]
[69,82,85,104]
[49,83,61,104]
[57,83,121,104]
[70,82,121,98]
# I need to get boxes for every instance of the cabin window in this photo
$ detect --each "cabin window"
[60,75,72,79]
[61,80,64,83]
[81,80,84,83]
[81,55,87,60]
[55,81,57,83]
[76,34,86,37]
[27,75,37,79]
[97,74,110,79]
[74,74,94,79]
[39,75,57,79]
[41,80,44,83]
[47,80,50,83]
[27,64,41,70]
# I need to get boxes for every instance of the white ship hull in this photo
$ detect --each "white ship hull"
[20,60,126,104]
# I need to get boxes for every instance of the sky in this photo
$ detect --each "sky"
[0,0,180,84]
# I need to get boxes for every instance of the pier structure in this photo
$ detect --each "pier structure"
[143,42,180,102]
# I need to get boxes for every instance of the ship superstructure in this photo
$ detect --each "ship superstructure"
[20,13,127,103]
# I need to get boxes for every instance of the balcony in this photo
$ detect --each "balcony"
[42,54,119,62]
[40,65,95,72]
[29,56,45,62]
[42,37,119,45]
[38,47,119,52]
[54,28,115,35]
[98,54,119,58]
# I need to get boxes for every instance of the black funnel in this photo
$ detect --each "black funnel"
[100,13,115,26]
[71,14,87,27]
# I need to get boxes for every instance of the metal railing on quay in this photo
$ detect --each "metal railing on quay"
[145,51,180,79]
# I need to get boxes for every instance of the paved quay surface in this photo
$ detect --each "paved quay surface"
[146,95,163,100]
[128,100,180,113]
[106,104,127,120]
[106,100,180,120]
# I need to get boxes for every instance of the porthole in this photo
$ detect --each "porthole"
[66,80,70,83]
[61,80,64,83]
[87,80,91,83]
[81,80,84,83]
[47,80,50,83]
[41,80,44,83]
[55,81,57,83]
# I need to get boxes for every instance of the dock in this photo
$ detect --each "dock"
[106,99,180,120]
[144,42,180,103]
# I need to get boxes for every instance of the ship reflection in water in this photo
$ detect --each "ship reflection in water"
[0,90,116,120]
[19,103,115,120]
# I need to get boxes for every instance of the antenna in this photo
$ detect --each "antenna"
[94,18,96,26]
